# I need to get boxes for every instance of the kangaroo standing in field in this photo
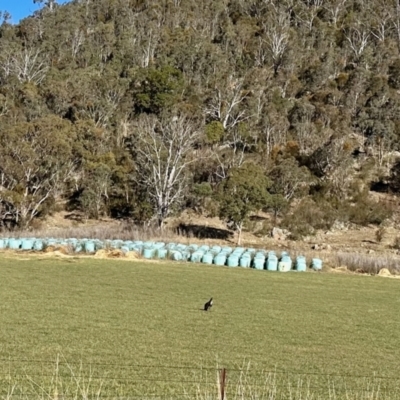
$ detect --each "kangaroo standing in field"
[204,297,213,311]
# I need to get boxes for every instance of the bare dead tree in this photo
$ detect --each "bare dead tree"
[205,74,250,131]
[131,114,202,228]
[268,26,289,75]
[0,95,9,118]
[297,0,325,32]
[141,29,160,68]
[213,140,247,181]
[261,11,290,75]
[263,124,289,159]
[369,2,392,43]
[392,0,400,51]
[324,0,348,27]
[33,0,57,12]
[0,51,13,80]
[81,81,127,129]
[70,28,85,59]
[11,48,49,85]
[345,27,370,61]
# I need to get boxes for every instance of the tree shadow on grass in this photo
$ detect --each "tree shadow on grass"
[177,223,233,240]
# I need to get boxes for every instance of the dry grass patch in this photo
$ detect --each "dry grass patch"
[334,252,400,275]
[94,249,141,260]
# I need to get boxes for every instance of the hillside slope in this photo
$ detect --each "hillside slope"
[0,0,399,236]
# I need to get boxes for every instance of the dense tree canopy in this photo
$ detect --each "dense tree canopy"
[0,0,398,234]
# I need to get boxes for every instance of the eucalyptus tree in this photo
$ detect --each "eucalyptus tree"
[129,113,203,228]
[218,163,271,245]
[0,115,77,228]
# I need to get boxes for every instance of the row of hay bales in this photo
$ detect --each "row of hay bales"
[0,237,323,271]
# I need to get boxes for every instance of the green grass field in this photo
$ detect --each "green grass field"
[1,255,400,399]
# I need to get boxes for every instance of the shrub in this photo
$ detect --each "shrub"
[348,197,393,226]
[279,190,390,240]
[281,198,335,240]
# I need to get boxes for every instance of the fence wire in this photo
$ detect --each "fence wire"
[0,358,400,400]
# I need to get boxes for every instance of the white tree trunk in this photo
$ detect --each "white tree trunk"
[131,114,202,228]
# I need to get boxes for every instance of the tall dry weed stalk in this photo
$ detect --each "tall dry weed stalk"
[189,362,395,400]
[1,357,398,400]
[335,252,400,274]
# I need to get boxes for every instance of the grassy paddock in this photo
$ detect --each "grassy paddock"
[0,255,400,399]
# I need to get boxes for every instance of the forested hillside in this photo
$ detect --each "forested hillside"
[0,0,399,238]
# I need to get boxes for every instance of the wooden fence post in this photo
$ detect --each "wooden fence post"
[219,368,227,400]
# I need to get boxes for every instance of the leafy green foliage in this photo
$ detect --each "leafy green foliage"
[0,115,76,227]
[0,0,398,229]
[265,194,289,219]
[188,182,213,214]
[281,198,336,240]
[204,121,224,144]
[218,163,271,243]
[348,194,393,226]
[132,66,184,114]
[269,156,314,200]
